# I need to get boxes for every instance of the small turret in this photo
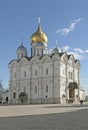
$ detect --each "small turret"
[16,40,27,59]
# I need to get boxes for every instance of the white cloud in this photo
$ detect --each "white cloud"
[56,18,82,36]
[85,50,88,53]
[68,51,83,60]
[61,45,84,60]
[62,45,70,51]
[74,48,84,53]
[73,18,82,23]
[49,44,88,60]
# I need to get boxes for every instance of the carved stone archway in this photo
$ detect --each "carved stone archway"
[19,92,28,104]
[68,82,78,101]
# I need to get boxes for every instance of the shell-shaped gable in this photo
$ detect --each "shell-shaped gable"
[75,60,80,68]
[30,56,40,64]
[68,54,75,65]
[8,60,17,68]
[19,57,29,66]
[41,55,51,63]
[52,53,60,62]
[61,53,68,64]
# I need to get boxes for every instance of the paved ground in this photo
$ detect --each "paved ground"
[0,103,88,130]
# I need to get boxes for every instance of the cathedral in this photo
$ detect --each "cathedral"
[8,19,80,104]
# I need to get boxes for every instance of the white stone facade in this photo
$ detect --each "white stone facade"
[79,89,85,100]
[8,53,80,104]
[2,90,9,103]
[8,20,80,104]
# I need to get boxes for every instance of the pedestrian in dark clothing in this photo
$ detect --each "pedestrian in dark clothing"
[80,100,83,106]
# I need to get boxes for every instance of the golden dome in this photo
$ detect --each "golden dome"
[31,18,48,44]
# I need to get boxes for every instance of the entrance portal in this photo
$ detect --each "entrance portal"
[69,82,78,102]
[19,92,28,104]
[69,87,75,101]
[6,97,8,103]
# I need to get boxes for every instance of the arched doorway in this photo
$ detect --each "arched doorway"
[19,92,28,104]
[6,97,8,103]
[68,82,78,102]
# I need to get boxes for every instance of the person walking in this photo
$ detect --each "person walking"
[80,100,83,106]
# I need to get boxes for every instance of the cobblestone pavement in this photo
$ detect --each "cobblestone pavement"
[0,103,88,130]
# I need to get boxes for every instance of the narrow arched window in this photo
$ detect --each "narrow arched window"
[14,72,17,78]
[71,72,73,79]
[34,86,37,93]
[24,71,26,77]
[35,70,37,76]
[46,68,48,75]
[13,92,16,99]
[24,87,26,93]
[45,85,48,93]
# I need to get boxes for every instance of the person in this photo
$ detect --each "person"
[80,100,83,106]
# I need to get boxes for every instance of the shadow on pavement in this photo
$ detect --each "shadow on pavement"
[43,104,88,108]
[0,108,88,130]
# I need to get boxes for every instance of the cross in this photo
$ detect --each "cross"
[21,37,23,46]
[38,17,40,24]
[55,40,57,48]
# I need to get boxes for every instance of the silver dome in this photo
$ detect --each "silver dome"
[17,44,27,52]
[52,48,59,54]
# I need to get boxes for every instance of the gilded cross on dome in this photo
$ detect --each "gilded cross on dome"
[38,17,40,24]
[21,37,24,46]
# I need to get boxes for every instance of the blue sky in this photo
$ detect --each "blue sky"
[0,0,88,94]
